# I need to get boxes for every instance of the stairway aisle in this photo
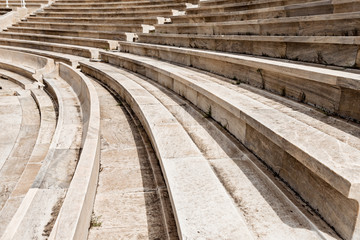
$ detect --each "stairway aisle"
[88,78,178,239]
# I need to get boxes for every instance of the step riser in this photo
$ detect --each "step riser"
[138,35,360,68]
[187,0,323,14]
[14,23,144,32]
[200,0,249,6]
[35,11,173,17]
[0,34,115,49]
[171,1,360,23]
[0,40,95,58]
[156,18,360,36]
[51,0,196,7]
[5,28,128,40]
[25,17,158,24]
[44,4,186,12]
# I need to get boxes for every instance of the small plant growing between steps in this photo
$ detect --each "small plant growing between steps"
[204,106,212,118]
[257,68,265,89]
[281,87,286,97]
[90,213,102,228]
[298,91,306,103]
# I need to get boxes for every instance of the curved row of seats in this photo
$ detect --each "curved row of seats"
[0,0,359,239]
[0,49,100,240]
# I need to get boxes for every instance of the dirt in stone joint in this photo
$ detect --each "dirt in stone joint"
[42,196,64,238]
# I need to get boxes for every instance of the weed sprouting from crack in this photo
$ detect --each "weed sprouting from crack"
[204,106,212,118]
[90,213,102,228]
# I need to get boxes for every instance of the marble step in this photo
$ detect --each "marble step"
[44,2,187,12]
[186,0,324,14]
[13,22,152,33]
[118,41,360,122]
[97,50,360,240]
[25,16,161,24]
[51,0,196,7]
[0,32,119,50]
[171,0,360,23]
[156,11,360,36]
[5,27,135,41]
[80,60,254,239]
[0,38,99,58]
[35,9,175,18]
[138,33,360,68]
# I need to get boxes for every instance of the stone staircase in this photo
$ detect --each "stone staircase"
[0,0,359,239]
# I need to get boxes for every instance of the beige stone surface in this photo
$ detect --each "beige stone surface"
[81,61,254,239]
[98,51,360,240]
[88,78,176,240]
[0,0,360,238]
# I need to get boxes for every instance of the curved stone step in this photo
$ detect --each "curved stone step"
[0,77,23,179]
[0,63,85,240]
[47,63,101,240]
[0,46,86,67]
[0,48,55,82]
[0,87,40,234]
[156,11,360,36]
[86,76,178,239]
[14,22,149,32]
[0,75,56,237]
[44,2,187,12]
[51,0,195,7]
[119,41,360,122]
[35,9,175,18]
[0,32,119,49]
[138,33,360,68]
[26,16,160,25]
[113,61,341,239]
[171,0,360,23]
[5,27,133,41]
[0,38,99,58]
[79,60,254,239]
[97,50,360,240]
[186,0,357,15]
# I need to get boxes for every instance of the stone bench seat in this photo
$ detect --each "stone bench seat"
[157,11,360,36]
[171,0,360,23]
[0,48,54,82]
[0,45,86,67]
[138,33,360,68]
[118,41,360,122]
[5,27,135,41]
[79,60,254,240]
[0,38,100,58]
[35,9,175,18]
[0,3,43,8]
[56,0,185,2]
[13,22,153,33]
[1,61,100,240]
[0,70,56,238]
[99,50,360,240]
[199,0,250,6]
[0,32,119,50]
[187,0,325,14]
[25,16,162,25]
[44,2,188,12]
[0,68,37,89]
[51,0,197,7]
